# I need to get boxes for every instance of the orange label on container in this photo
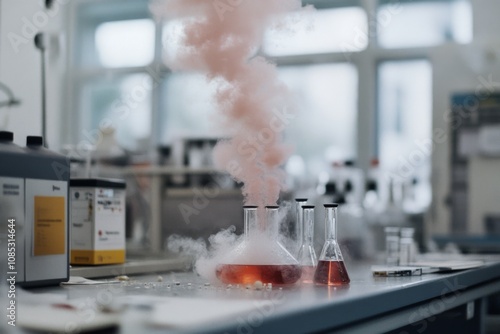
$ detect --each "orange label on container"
[34,196,65,256]
[70,250,125,265]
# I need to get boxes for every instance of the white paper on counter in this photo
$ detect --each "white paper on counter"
[149,298,275,328]
[60,276,120,285]
[409,260,484,271]
[17,302,120,332]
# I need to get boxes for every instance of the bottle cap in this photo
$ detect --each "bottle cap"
[325,182,337,194]
[366,180,377,191]
[344,180,353,193]
[27,136,43,146]
[0,131,14,142]
[344,160,355,166]
[336,195,346,204]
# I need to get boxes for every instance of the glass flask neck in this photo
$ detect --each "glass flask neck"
[325,206,338,241]
[243,206,258,239]
[298,206,318,268]
[295,199,307,247]
[318,204,345,263]
[303,207,314,246]
[265,206,279,234]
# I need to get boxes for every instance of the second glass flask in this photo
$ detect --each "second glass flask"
[216,206,301,286]
[298,205,318,283]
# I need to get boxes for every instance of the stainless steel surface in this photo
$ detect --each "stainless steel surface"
[24,256,500,333]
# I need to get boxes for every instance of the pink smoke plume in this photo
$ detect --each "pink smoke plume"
[152,0,309,207]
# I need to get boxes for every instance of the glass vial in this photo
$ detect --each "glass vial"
[314,204,350,285]
[384,227,400,266]
[298,205,317,283]
[399,227,416,265]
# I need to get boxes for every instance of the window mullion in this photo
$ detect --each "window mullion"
[151,19,166,149]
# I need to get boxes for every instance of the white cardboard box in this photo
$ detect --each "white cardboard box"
[70,179,126,265]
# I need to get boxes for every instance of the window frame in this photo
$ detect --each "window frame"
[66,0,169,151]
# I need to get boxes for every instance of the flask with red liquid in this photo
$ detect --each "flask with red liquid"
[216,206,301,286]
[314,203,350,286]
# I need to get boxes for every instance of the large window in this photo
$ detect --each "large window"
[68,0,473,180]
[81,73,152,150]
[95,19,155,68]
[378,60,433,174]
[263,6,368,56]
[69,0,157,151]
[160,73,221,143]
[377,0,472,48]
[279,64,358,174]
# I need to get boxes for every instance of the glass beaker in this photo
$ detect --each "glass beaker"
[314,204,350,286]
[215,206,301,286]
[298,205,317,283]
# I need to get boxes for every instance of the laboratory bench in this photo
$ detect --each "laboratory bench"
[12,256,500,334]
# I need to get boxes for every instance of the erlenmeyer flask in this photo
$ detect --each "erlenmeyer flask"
[215,206,301,286]
[314,204,350,285]
[298,205,317,283]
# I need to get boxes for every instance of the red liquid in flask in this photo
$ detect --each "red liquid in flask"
[313,260,350,286]
[216,264,302,286]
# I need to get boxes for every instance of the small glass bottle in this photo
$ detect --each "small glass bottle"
[399,227,416,265]
[298,205,317,283]
[314,204,350,286]
[294,198,308,255]
[384,227,400,266]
